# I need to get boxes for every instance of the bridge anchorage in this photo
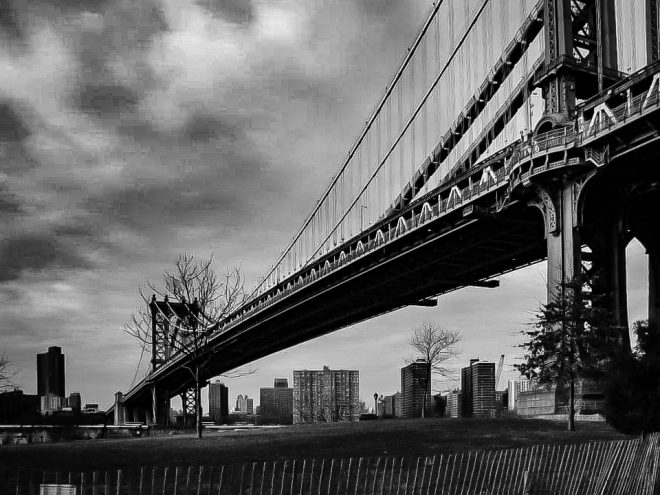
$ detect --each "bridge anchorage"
[110,0,660,425]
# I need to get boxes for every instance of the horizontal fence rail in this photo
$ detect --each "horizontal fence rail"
[2,435,659,494]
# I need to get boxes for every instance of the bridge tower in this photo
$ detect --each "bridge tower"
[148,296,202,427]
[532,0,628,329]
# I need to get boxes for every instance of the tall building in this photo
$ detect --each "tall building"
[260,378,293,424]
[461,359,496,417]
[67,392,81,413]
[293,366,359,424]
[37,346,65,398]
[508,379,533,411]
[383,392,402,417]
[208,381,229,423]
[236,394,254,414]
[446,389,462,418]
[401,360,432,418]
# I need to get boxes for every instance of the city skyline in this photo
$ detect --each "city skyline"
[0,0,651,411]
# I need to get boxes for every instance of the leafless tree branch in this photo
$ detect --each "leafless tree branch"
[408,322,462,417]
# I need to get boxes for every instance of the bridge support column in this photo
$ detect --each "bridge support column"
[534,182,580,302]
[151,384,170,426]
[535,177,629,346]
[114,391,125,426]
[649,247,660,328]
[181,388,197,428]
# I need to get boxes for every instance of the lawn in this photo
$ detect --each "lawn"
[0,417,629,471]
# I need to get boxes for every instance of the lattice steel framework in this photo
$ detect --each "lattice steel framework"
[149,296,200,372]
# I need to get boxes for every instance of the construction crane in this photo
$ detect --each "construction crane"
[495,354,505,390]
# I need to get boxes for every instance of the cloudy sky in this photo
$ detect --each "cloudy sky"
[0,0,650,411]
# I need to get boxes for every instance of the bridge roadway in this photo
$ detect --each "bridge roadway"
[119,61,660,413]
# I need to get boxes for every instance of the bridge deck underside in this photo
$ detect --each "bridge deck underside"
[136,203,546,403]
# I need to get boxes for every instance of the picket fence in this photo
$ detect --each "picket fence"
[1,434,659,494]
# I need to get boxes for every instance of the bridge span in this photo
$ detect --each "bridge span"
[112,0,660,425]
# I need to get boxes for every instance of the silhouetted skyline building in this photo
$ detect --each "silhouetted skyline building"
[0,390,40,424]
[37,346,65,399]
[461,359,496,417]
[209,381,229,423]
[67,392,81,413]
[260,378,293,424]
[401,360,432,418]
[236,394,254,415]
[383,392,402,417]
[293,366,359,424]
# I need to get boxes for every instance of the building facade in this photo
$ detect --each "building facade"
[382,392,402,417]
[259,378,293,424]
[461,359,496,417]
[293,366,359,424]
[446,389,462,418]
[37,346,65,399]
[66,392,81,413]
[236,394,254,415]
[208,381,229,424]
[507,379,533,411]
[401,360,432,418]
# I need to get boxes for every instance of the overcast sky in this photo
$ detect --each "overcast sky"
[0,0,650,411]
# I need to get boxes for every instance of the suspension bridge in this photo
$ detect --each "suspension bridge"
[111,0,660,425]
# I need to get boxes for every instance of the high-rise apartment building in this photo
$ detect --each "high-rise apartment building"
[293,366,359,424]
[383,392,402,417]
[37,346,65,398]
[260,378,294,424]
[401,360,432,418]
[208,382,229,423]
[461,359,496,417]
[507,379,533,411]
[446,389,462,418]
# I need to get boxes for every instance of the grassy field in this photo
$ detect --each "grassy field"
[0,417,629,471]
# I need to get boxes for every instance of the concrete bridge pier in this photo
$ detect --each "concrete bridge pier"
[114,391,125,426]
[150,384,170,426]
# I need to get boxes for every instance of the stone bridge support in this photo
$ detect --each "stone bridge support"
[531,172,630,348]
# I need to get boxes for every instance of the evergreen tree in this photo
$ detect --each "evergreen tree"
[516,278,622,431]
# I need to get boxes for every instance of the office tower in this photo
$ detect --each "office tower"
[401,359,432,418]
[293,366,359,424]
[461,359,496,417]
[208,381,229,423]
[37,346,65,398]
[260,378,294,424]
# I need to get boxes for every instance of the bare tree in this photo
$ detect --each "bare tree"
[0,353,16,392]
[409,322,461,418]
[125,254,253,438]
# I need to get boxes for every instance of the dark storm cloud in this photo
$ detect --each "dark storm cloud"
[0,1,22,40]
[0,102,29,142]
[0,235,92,282]
[196,0,254,24]
[75,83,139,118]
[184,113,243,143]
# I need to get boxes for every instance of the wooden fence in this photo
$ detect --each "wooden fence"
[2,434,659,494]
